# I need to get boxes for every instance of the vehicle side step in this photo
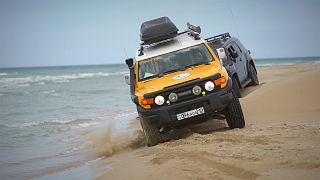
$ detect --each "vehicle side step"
[242,78,251,88]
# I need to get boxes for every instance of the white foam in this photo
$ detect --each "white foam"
[49,119,80,124]
[51,93,60,97]
[59,145,85,155]
[37,82,45,85]
[0,73,8,76]
[257,62,295,68]
[78,122,99,128]
[1,118,100,129]
[43,90,60,96]
[110,71,128,75]
[2,121,40,128]
[43,90,56,94]
[0,72,114,88]
[18,83,30,87]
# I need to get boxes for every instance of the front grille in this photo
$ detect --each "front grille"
[163,82,202,102]
[148,74,222,108]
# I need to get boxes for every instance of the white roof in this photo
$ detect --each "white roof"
[136,33,205,61]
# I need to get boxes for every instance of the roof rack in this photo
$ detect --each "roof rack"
[205,33,231,42]
[138,22,202,56]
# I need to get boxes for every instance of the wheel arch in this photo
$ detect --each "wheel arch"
[231,72,241,89]
[248,59,257,72]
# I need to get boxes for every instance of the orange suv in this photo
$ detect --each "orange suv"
[125,17,245,146]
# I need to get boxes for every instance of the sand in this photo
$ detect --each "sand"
[93,64,320,180]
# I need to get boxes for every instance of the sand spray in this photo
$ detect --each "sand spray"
[87,118,145,157]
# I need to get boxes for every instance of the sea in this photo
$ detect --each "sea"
[0,57,319,179]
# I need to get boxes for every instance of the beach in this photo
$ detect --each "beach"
[1,62,320,179]
[92,63,320,180]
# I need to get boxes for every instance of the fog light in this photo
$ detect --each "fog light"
[192,86,202,95]
[155,96,165,105]
[168,93,178,102]
[205,81,215,91]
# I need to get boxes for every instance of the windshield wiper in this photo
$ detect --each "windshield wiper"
[183,62,210,70]
[142,69,178,81]
[160,62,210,76]
[161,68,185,76]
[141,74,163,81]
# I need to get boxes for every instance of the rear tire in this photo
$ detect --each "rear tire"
[139,113,162,146]
[225,93,245,129]
[232,77,241,98]
[248,63,259,86]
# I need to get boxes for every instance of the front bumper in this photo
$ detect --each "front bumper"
[137,80,233,127]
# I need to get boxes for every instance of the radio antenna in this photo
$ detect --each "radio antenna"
[123,48,129,58]
[227,0,240,38]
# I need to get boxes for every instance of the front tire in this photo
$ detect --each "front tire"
[139,113,162,146]
[225,93,245,129]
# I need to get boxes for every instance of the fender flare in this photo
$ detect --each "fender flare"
[230,71,241,89]
[247,59,257,72]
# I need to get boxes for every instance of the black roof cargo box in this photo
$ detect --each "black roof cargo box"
[140,16,179,44]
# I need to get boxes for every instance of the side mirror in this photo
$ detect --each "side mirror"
[124,74,130,85]
[125,58,134,68]
[217,48,227,62]
[231,51,239,59]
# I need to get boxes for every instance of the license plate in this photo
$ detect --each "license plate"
[177,107,205,121]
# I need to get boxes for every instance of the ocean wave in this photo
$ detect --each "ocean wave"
[255,58,320,68]
[0,72,114,88]
[78,122,99,128]
[18,83,30,87]
[43,90,56,94]
[0,118,99,129]
[0,73,8,76]
[256,62,295,67]
[30,72,111,82]
[42,90,60,96]
[59,145,85,155]
[112,71,128,75]
[37,82,45,85]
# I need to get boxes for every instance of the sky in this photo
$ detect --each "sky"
[0,0,319,67]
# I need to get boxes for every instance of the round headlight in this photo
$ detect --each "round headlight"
[205,81,215,91]
[155,96,165,105]
[168,93,178,102]
[192,86,202,95]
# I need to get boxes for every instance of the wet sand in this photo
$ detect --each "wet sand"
[92,63,320,180]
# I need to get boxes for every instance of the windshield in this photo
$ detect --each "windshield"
[138,44,213,81]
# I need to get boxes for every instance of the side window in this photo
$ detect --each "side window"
[231,42,241,53]
[227,45,235,55]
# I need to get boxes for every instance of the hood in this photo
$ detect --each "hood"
[136,64,222,95]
